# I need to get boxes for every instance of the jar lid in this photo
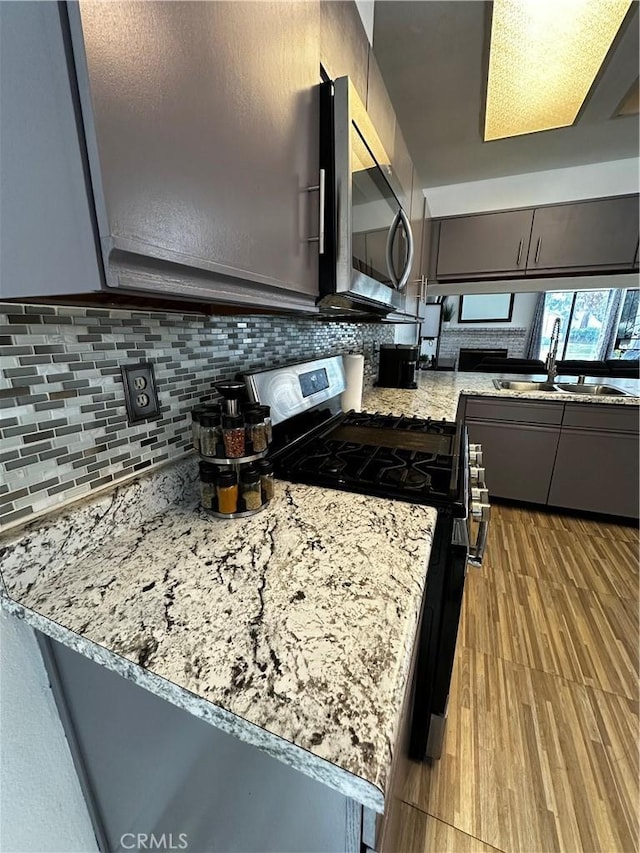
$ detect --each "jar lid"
[215,380,245,398]
[217,469,237,486]
[245,409,264,425]
[242,402,261,411]
[256,459,274,474]
[192,403,221,421]
[240,464,260,483]
[222,413,244,428]
[199,462,219,482]
[200,411,222,427]
[257,405,271,417]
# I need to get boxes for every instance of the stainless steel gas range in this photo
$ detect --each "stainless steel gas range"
[244,356,491,759]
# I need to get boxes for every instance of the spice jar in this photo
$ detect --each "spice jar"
[191,405,209,452]
[222,414,245,458]
[256,458,275,503]
[199,411,223,458]
[245,409,268,453]
[199,462,219,510]
[216,469,238,514]
[258,405,273,445]
[240,464,262,511]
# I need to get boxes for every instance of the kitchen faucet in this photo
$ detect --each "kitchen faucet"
[545,317,561,384]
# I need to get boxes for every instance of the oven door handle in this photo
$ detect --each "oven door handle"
[468,503,491,568]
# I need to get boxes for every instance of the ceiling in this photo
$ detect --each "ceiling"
[372,1,640,188]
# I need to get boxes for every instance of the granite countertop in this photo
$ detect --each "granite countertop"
[3,368,635,814]
[0,458,437,813]
[363,370,639,421]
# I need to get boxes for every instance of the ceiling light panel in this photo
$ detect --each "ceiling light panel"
[485,0,632,141]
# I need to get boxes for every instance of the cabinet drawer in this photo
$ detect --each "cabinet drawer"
[466,397,564,425]
[562,403,639,433]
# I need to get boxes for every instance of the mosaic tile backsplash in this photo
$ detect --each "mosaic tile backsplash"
[0,303,394,530]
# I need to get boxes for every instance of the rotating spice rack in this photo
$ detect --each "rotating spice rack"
[195,381,274,520]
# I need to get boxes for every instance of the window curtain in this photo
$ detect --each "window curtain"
[599,289,624,360]
[524,293,545,359]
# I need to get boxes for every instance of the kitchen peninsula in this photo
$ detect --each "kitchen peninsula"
[0,459,438,851]
[0,369,638,851]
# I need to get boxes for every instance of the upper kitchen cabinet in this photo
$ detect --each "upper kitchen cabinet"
[391,123,413,211]
[0,2,103,300]
[429,195,640,285]
[2,2,321,309]
[70,1,320,309]
[433,209,534,280]
[526,196,639,275]
[320,1,369,104]
[366,53,396,172]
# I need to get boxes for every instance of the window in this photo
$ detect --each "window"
[612,289,640,360]
[537,289,624,362]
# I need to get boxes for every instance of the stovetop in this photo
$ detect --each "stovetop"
[273,410,466,515]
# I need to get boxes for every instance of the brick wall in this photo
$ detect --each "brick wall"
[438,325,529,363]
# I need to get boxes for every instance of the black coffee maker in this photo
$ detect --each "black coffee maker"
[377,344,418,389]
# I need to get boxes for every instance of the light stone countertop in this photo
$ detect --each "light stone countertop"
[3,368,635,814]
[0,457,437,813]
[363,370,639,422]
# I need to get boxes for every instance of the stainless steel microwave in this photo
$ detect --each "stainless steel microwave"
[318,76,414,318]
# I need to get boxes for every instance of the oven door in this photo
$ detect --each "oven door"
[408,514,469,761]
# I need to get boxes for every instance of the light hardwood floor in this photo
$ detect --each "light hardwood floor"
[392,504,639,853]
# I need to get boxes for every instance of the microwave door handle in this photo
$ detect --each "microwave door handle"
[385,210,402,288]
[397,208,414,292]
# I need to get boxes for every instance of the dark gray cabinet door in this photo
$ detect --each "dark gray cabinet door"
[0,2,102,299]
[366,52,396,171]
[466,420,561,503]
[548,429,639,518]
[527,196,639,274]
[73,1,319,299]
[44,636,358,853]
[320,0,369,104]
[435,209,534,280]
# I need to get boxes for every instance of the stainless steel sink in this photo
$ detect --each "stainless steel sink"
[555,383,629,396]
[493,380,557,392]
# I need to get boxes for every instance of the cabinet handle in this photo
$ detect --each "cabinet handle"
[306,169,326,255]
[516,239,523,266]
[468,507,491,568]
[534,236,541,265]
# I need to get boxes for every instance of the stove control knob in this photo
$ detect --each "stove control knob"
[470,466,486,487]
[471,486,489,504]
[469,448,483,466]
[471,501,491,522]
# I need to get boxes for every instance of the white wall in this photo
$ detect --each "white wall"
[354,0,374,45]
[424,158,640,218]
[0,614,97,853]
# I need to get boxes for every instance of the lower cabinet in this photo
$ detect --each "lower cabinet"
[41,635,361,853]
[465,397,639,519]
[548,418,639,518]
[465,420,560,504]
